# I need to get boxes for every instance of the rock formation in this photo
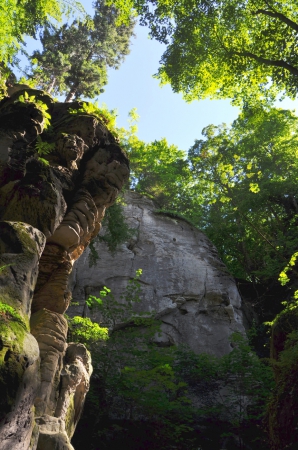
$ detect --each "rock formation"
[71,191,246,357]
[0,87,129,449]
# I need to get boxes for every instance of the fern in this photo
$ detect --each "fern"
[35,135,55,156]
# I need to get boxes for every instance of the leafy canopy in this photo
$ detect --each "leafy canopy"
[122,105,298,284]
[187,105,298,280]
[0,0,85,65]
[111,0,298,103]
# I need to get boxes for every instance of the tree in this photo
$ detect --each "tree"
[122,105,298,283]
[112,0,298,103]
[71,271,273,449]
[123,135,190,209]
[0,0,85,66]
[186,105,298,281]
[29,0,135,101]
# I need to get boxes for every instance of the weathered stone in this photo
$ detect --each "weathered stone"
[55,133,87,171]
[0,323,40,450]
[55,343,92,439]
[47,189,100,252]
[55,114,109,149]
[0,94,51,185]
[32,245,73,314]
[0,221,44,450]
[0,221,46,318]
[0,88,129,448]
[71,191,245,357]
[35,415,74,450]
[0,172,67,238]
[32,343,92,450]
[30,309,68,416]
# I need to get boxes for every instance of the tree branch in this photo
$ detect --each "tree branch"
[235,51,298,77]
[252,9,298,33]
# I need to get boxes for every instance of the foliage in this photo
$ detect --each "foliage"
[69,101,118,128]
[0,0,85,66]
[89,199,136,266]
[16,91,52,128]
[277,330,298,372]
[35,135,55,156]
[69,101,120,141]
[174,333,274,426]
[266,325,298,449]
[112,0,298,104]
[187,106,298,281]
[0,264,11,273]
[78,273,196,448]
[220,333,274,424]
[125,105,298,284]
[278,252,298,287]
[72,270,273,449]
[153,209,199,229]
[0,302,26,328]
[122,135,191,210]
[86,268,145,329]
[67,316,108,347]
[28,1,135,101]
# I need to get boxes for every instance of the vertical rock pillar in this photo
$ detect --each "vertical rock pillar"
[0,89,129,449]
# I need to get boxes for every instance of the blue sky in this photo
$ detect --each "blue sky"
[98,23,240,151]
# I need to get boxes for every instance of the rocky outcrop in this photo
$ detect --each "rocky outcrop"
[0,222,45,450]
[71,191,245,357]
[0,87,129,449]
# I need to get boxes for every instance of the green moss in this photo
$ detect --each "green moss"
[65,392,75,436]
[0,318,28,419]
[0,295,29,328]
[11,222,38,255]
[0,302,27,329]
[270,307,298,360]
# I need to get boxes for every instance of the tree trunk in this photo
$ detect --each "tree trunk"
[47,77,56,94]
[65,84,78,102]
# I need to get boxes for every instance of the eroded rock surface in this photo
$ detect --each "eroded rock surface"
[0,87,129,449]
[71,191,245,357]
[55,343,92,439]
[0,222,45,450]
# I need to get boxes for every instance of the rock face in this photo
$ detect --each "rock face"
[0,87,129,449]
[71,191,245,356]
[0,222,45,450]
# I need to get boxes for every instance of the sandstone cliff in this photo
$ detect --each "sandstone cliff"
[0,87,129,449]
[71,191,246,357]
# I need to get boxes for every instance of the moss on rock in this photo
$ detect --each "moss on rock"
[0,317,27,419]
